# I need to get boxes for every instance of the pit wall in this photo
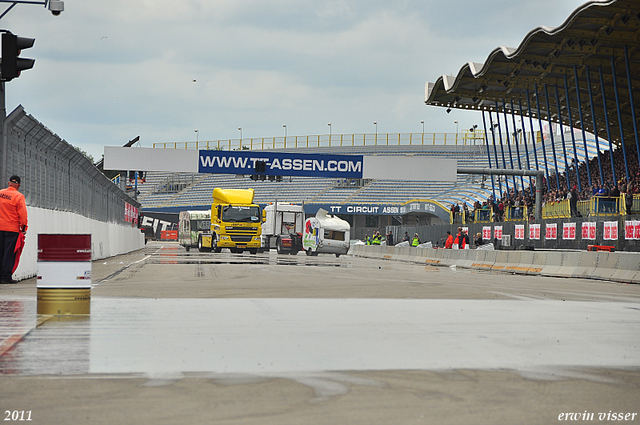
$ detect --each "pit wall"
[388,214,640,252]
[13,206,145,281]
[348,245,640,284]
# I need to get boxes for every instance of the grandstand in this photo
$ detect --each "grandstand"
[137,132,604,213]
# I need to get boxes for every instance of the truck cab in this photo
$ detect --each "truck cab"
[199,188,262,254]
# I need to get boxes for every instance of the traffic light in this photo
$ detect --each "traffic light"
[1,33,35,82]
[254,160,266,174]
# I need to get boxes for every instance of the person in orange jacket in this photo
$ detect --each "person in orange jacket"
[0,175,28,284]
[444,231,454,249]
[453,227,466,249]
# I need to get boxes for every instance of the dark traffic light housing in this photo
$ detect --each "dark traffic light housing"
[1,32,35,82]
[251,160,282,181]
[254,160,267,174]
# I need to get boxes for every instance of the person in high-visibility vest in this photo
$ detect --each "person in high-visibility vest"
[365,235,371,245]
[444,231,454,249]
[411,233,420,247]
[0,175,28,284]
[453,227,466,249]
[372,231,382,245]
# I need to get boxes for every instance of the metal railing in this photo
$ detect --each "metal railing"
[153,131,500,151]
[470,195,640,223]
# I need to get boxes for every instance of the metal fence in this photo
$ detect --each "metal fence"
[0,105,139,223]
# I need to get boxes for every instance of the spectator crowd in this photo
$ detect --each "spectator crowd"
[457,144,639,222]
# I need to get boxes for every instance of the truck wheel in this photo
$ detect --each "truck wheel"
[212,238,221,253]
[276,238,283,255]
[249,249,257,255]
[306,248,312,256]
[335,253,341,258]
[198,236,211,252]
[185,246,190,252]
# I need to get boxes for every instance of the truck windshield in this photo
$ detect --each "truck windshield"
[222,206,260,223]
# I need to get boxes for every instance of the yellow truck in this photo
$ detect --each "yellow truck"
[198,188,262,254]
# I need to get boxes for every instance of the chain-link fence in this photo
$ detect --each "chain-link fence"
[0,105,139,222]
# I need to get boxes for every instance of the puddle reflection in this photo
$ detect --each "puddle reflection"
[2,297,638,377]
[147,255,346,267]
[0,298,36,374]
[0,298,90,376]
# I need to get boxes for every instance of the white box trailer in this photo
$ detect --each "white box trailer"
[178,210,211,251]
[261,203,305,254]
[302,208,350,257]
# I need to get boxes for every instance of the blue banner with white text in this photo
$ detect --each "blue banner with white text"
[198,150,364,178]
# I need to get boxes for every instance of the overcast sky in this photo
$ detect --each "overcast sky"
[3,0,587,161]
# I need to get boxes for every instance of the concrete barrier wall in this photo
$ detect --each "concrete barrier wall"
[13,206,145,281]
[348,245,640,284]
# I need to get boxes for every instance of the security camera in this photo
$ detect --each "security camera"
[48,0,64,16]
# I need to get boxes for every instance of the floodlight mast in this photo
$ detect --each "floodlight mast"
[0,0,64,19]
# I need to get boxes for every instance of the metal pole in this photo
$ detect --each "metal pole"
[457,167,543,221]
[599,65,618,184]
[518,98,534,191]
[502,99,517,192]
[610,58,630,182]
[0,2,17,19]
[481,110,497,199]
[525,89,541,176]
[553,85,571,190]
[624,46,640,173]
[495,103,508,169]
[509,99,525,190]
[543,84,561,190]
[564,74,582,192]
[0,81,6,185]
[487,110,502,196]
[585,66,605,184]
[574,65,592,187]
[533,84,551,190]
[495,101,510,195]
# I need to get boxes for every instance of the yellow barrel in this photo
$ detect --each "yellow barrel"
[37,288,91,315]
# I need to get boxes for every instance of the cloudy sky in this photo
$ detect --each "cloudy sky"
[4,0,587,161]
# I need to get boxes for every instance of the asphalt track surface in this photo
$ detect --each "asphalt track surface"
[1,241,639,425]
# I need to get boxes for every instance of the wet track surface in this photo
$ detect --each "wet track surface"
[1,242,639,377]
[1,296,639,377]
[1,242,639,424]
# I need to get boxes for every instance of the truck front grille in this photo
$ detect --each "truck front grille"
[230,235,253,242]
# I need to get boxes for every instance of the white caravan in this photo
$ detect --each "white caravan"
[302,208,350,257]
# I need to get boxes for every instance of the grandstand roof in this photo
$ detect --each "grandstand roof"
[425,0,640,147]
